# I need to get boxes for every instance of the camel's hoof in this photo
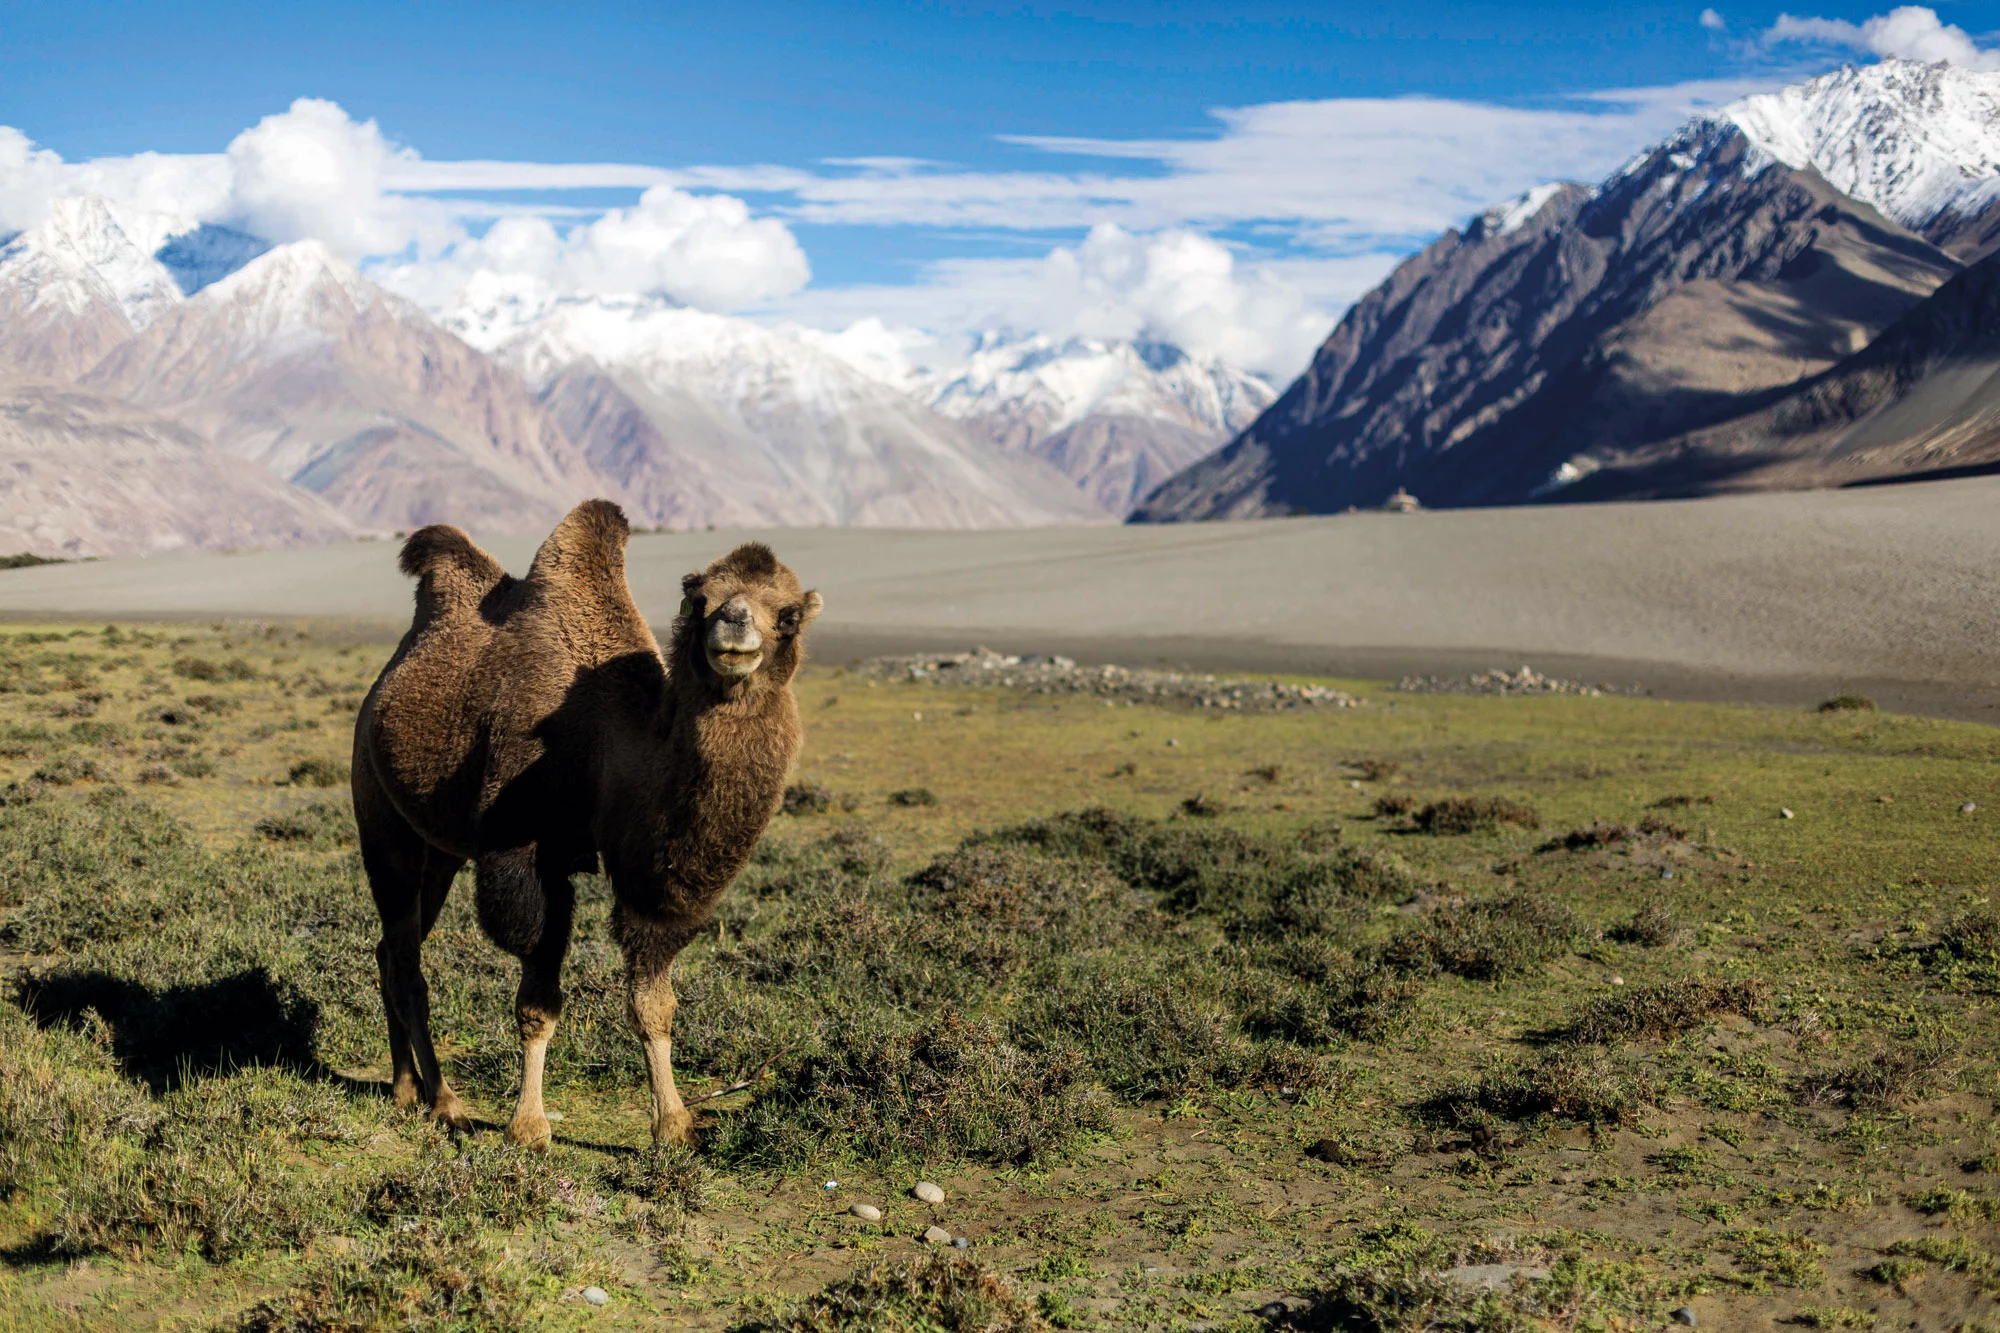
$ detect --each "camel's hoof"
[652,1112,699,1148]
[391,1076,424,1112]
[505,1115,553,1150]
[431,1097,475,1134]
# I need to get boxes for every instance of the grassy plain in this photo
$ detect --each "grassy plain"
[1,621,1999,1331]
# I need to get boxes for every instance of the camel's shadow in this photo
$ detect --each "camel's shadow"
[17,964,330,1093]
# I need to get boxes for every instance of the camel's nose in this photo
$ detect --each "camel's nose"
[717,596,753,626]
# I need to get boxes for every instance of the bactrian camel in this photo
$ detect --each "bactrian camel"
[352,499,821,1146]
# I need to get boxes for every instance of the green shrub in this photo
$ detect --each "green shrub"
[1816,695,1876,713]
[1559,976,1771,1044]
[716,1015,1110,1169]
[756,1252,1045,1333]
[1412,796,1541,834]
[1418,1047,1648,1128]
[254,801,356,847]
[1379,894,1580,980]
[223,1225,539,1332]
[285,757,349,788]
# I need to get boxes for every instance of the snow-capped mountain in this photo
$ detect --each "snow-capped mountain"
[1715,59,2000,244]
[86,243,600,534]
[446,275,1106,528]
[1139,59,1991,521]
[0,197,189,382]
[926,333,1274,514]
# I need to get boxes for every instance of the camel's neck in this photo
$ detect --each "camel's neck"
[600,667,800,923]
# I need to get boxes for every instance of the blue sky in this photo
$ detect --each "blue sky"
[2,1,1995,375]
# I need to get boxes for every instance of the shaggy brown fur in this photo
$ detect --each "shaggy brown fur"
[353,499,821,1146]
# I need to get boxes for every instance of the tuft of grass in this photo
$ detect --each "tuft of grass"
[716,1015,1111,1169]
[1379,893,1580,981]
[172,656,258,682]
[1792,1030,1960,1111]
[221,1224,539,1332]
[1609,904,1682,947]
[1418,1046,1648,1128]
[889,787,938,808]
[783,780,836,816]
[1651,793,1715,808]
[364,1129,590,1229]
[253,801,355,847]
[1817,695,1877,713]
[1371,793,1416,818]
[284,757,349,788]
[1412,796,1541,834]
[1786,1307,1877,1328]
[1726,1227,1826,1289]
[1012,961,1247,1102]
[1348,757,1401,782]
[754,1252,1046,1333]
[1558,976,1771,1044]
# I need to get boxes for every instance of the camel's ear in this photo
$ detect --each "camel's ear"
[802,590,823,624]
[679,572,705,619]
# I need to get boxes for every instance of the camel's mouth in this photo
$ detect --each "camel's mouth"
[705,645,764,678]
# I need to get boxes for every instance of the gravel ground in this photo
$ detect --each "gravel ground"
[1395,666,1649,697]
[854,647,1361,711]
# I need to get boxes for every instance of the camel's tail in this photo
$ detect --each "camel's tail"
[398,525,509,622]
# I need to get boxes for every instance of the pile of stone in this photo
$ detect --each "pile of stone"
[1396,666,1647,697]
[856,647,1361,712]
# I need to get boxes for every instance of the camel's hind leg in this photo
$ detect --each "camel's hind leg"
[614,905,698,1146]
[476,845,575,1149]
[357,768,471,1129]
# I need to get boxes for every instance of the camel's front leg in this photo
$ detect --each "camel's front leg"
[617,909,695,1145]
[632,960,693,1145]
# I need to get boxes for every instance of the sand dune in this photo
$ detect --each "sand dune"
[1,477,1995,719]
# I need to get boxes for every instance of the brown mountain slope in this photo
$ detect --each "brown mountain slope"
[0,385,353,558]
[84,242,603,534]
[1134,126,1961,520]
[1570,246,2000,495]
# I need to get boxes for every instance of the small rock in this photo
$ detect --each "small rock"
[1166,737,1180,747]
[1659,868,1674,879]
[1878,795,1894,803]
[913,1181,945,1204]
[912,711,922,721]
[1779,807,1795,819]
[849,1203,882,1222]
[1963,801,1978,813]
[1671,1307,1698,1327]
[544,1110,564,1122]
[1257,1302,1289,1321]
[1608,974,1624,986]
[824,1179,839,1191]
[1305,1137,1359,1165]
[923,1224,952,1244]
[952,1235,970,1249]
[581,1286,610,1306]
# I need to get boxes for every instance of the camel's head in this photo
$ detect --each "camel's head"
[677,543,822,691]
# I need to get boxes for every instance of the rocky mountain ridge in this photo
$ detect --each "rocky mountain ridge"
[1135,58,1997,522]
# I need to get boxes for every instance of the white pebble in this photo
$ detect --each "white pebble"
[913,1181,945,1204]
[824,1179,839,1191]
[923,1224,952,1244]
[849,1202,882,1222]
[1963,801,1978,813]
[912,711,922,721]
[582,1286,610,1306]
[1609,975,1624,986]
[1166,737,1180,747]
[544,1110,564,1122]
[1779,808,1794,819]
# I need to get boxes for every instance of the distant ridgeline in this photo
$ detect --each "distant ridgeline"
[1133,59,2000,522]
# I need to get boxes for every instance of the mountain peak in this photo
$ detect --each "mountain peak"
[1717,57,2000,228]
[0,194,185,331]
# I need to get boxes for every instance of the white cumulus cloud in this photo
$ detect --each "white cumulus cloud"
[1763,6,2000,69]
[379,185,810,312]
[223,98,434,256]
[1700,8,1727,32]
